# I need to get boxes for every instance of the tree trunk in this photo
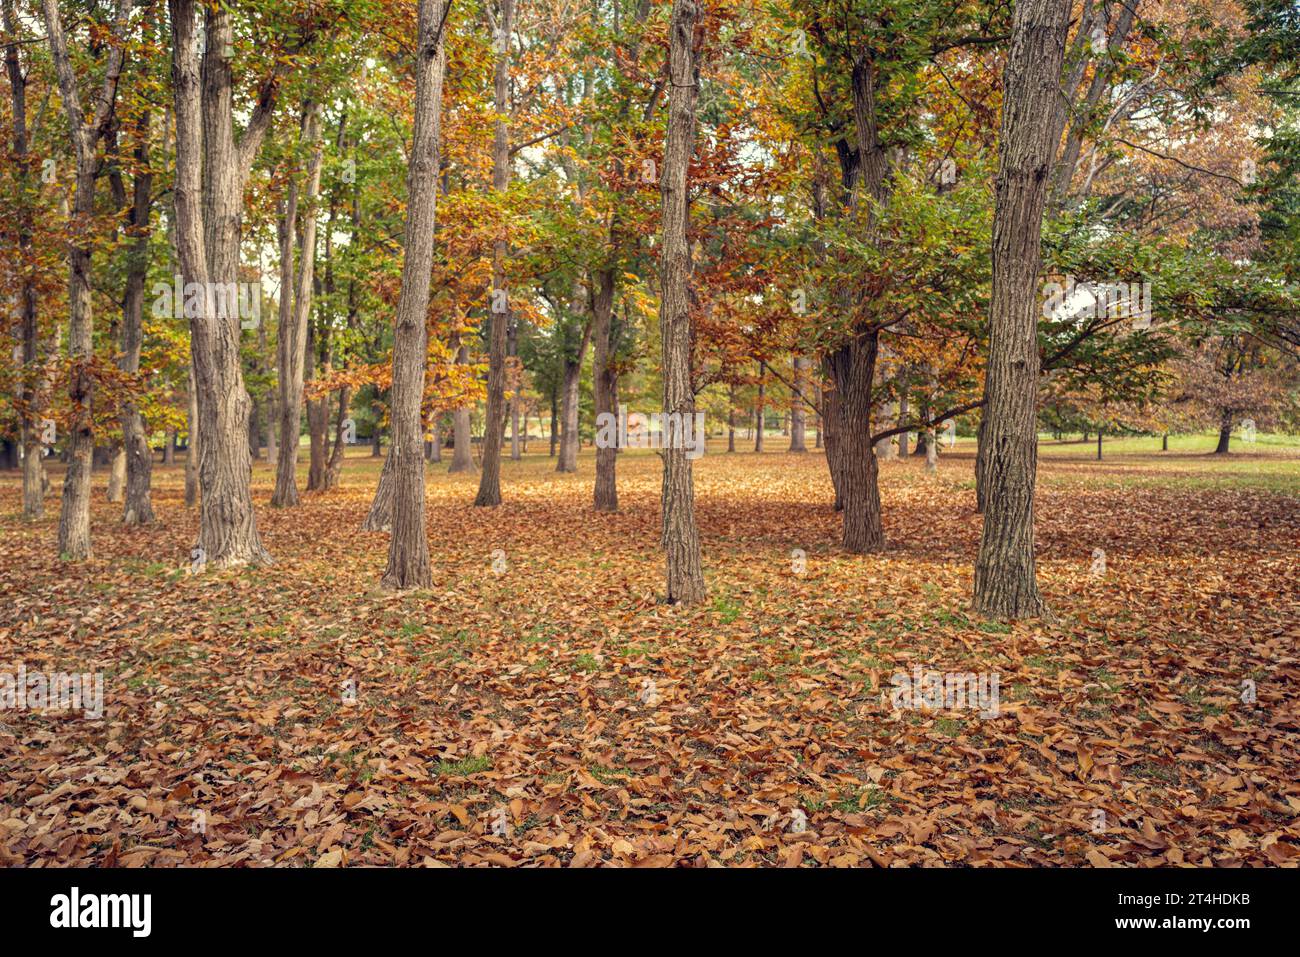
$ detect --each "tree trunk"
[911,401,929,455]
[271,149,305,506]
[592,268,619,511]
[1097,430,1103,460]
[379,0,446,589]
[184,362,199,506]
[362,450,395,532]
[6,0,47,521]
[874,401,897,459]
[21,428,47,520]
[897,393,910,456]
[266,392,278,465]
[306,390,330,489]
[107,449,126,502]
[972,0,1069,619]
[975,413,988,513]
[549,388,558,457]
[475,0,515,507]
[119,110,156,525]
[556,340,586,473]
[814,387,823,450]
[42,0,132,558]
[254,303,272,463]
[818,44,891,548]
[556,359,582,472]
[825,336,884,552]
[164,429,176,465]
[324,386,352,488]
[1214,413,1232,454]
[658,0,706,605]
[754,365,765,453]
[925,427,938,472]
[248,397,261,459]
[820,366,844,511]
[171,0,274,566]
[727,382,736,452]
[304,162,331,497]
[449,342,476,473]
[509,314,521,461]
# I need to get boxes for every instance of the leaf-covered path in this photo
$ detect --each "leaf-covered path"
[2,445,1297,866]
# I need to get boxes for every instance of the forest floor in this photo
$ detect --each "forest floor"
[2,437,1298,867]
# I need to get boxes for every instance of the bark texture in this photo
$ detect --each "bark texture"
[897,393,909,456]
[874,401,896,459]
[788,355,809,452]
[813,48,890,543]
[449,340,476,473]
[106,449,125,502]
[658,0,706,605]
[1214,413,1232,454]
[820,362,844,512]
[117,109,156,525]
[184,363,198,506]
[169,0,274,567]
[508,316,521,460]
[6,0,47,521]
[42,0,132,558]
[272,106,325,507]
[475,0,515,507]
[825,335,884,552]
[592,269,619,511]
[972,0,1070,619]
[324,385,352,487]
[380,0,447,589]
[362,450,395,532]
[555,298,590,473]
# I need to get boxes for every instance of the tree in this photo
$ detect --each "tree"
[110,92,158,527]
[592,269,619,509]
[772,0,1002,553]
[972,0,1071,620]
[382,0,448,590]
[475,0,517,507]
[553,293,589,473]
[789,354,809,452]
[659,0,706,606]
[272,103,325,507]
[168,0,294,567]
[41,0,134,559]
[4,0,51,521]
[587,0,659,511]
[1176,336,1291,452]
